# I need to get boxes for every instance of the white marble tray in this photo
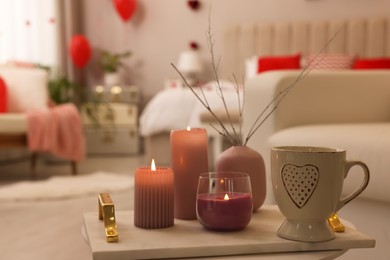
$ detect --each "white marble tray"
[82,205,375,260]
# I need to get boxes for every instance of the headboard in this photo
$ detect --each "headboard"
[222,17,390,78]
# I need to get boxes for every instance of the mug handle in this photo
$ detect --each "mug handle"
[336,161,370,212]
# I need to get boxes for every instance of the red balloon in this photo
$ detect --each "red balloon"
[113,0,137,21]
[0,77,7,113]
[69,34,91,69]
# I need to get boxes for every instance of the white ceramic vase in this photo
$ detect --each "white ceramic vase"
[104,72,120,87]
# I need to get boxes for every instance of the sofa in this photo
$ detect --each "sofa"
[0,65,80,177]
[242,70,390,258]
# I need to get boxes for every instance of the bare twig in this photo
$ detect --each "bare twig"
[171,4,247,146]
[244,25,345,145]
[171,63,238,145]
[205,13,244,145]
[206,20,230,124]
[172,9,344,148]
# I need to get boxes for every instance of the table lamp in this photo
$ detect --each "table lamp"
[177,50,203,86]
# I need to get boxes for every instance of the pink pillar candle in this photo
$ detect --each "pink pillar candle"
[134,160,174,229]
[197,192,253,231]
[170,127,208,220]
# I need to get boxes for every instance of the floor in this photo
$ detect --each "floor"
[0,153,141,260]
[0,153,389,260]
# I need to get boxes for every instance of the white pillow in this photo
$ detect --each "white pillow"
[245,55,259,80]
[0,67,48,112]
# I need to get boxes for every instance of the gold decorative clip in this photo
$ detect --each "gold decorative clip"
[98,193,119,242]
[327,213,345,232]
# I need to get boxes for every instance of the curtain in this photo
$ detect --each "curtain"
[0,0,59,67]
[0,0,85,104]
[57,0,85,105]
[57,0,83,80]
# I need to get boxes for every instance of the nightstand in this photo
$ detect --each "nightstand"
[82,85,140,155]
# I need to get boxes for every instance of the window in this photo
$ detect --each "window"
[0,0,58,66]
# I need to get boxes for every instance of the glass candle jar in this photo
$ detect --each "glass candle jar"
[196,172,253,231]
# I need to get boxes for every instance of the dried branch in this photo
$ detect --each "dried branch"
[171,63,238,146]
[244,25,345,145]
[172,9,344,148]
[205,14,244,146]
[171,8,247,146]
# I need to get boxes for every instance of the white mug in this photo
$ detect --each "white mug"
[271,146,370,242]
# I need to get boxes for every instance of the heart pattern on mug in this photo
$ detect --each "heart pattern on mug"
[281,164,319,208]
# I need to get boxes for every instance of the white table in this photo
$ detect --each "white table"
[82,205,375,260]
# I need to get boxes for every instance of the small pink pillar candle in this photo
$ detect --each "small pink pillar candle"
[134,159,174,229]
[170,127,208,220]
[197,192,253,231]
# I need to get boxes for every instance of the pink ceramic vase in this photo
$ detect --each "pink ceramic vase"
[216,145,266,211]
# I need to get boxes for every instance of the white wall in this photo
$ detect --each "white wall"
[83,0,390,100]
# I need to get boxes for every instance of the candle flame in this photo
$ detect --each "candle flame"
[151,159,156,171]
[224,194,230,200]
[187,126,191,131]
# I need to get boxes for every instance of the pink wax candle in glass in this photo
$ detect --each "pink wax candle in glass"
[134,159,174,229]
[170,127,208,220]
[196,172,253,231]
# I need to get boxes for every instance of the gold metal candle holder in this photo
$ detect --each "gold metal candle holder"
[98,193,119,242]
[327,213,345,232]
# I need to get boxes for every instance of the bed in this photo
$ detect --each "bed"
[140,81,242,166]
[140,16,390,167]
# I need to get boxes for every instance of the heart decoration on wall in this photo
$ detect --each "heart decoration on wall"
[187,0,200,10]
[113,0,137,21]
[281,164,319,208]
[189,41,199,50]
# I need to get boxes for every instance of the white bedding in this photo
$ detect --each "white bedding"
[139,81,242,137]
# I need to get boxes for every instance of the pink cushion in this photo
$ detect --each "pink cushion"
[258,54,301,73]
[352,57,390,69]
[306,53,355,70]
[0,77,7,113]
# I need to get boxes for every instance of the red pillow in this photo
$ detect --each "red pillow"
[352,58,390,70]
[258,54,301,73]
[0,77,7,113]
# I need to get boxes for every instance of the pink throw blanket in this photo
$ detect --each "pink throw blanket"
[26,103,86,162]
